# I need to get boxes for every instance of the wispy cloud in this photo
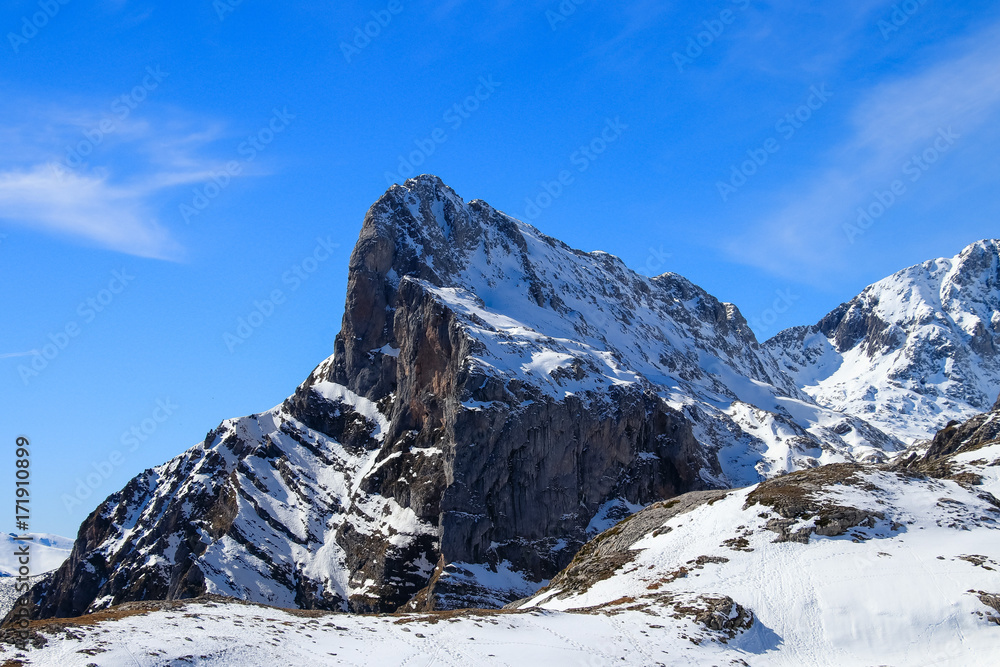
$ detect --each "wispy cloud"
[725,20,1000,282]
[0,103,235,260]
[0,164,201,260]
[0,351,40,359]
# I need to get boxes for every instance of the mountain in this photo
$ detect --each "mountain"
[765,239,1000,443]
[508,396,1000,665]
[0,534,72,621]
[19,176,901,620]
[0,534,72,578]
[8,403,998,666]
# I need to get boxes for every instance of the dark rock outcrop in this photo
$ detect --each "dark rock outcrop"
[502,490,729,605]
[892,392,1000,486]
[921,404,1000,462]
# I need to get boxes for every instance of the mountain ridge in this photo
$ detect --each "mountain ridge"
[10,401,998,665]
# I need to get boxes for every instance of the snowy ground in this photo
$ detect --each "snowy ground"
[515,444,1000,666]
[1,599,755,667]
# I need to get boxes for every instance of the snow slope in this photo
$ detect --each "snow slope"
[0,534,73,620]
[0,596,765,667]
[0,534,72,577]
[59,392,440,614]
[512,446,1000,665]
[766,239,1000,443]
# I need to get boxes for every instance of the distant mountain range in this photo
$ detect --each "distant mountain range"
[0,533,72,621]
[0,533,72,578]
[16,176,999,623]
[766,239,1000,442]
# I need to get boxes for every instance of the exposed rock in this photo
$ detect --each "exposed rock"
[893,395,1000,483]
[743,464,886,542]
[682,595,754,637]
[505,490,730,605]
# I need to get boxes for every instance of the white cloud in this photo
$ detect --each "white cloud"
[0,163,208,260]
[0,105,234,260]
[0,351,40,359]
[725,21,1000,281]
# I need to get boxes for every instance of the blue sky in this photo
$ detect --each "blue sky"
[3,0,1000,538]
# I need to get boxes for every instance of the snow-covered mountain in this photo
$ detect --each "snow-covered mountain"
[0,534,72,577]
[0,534,72,622]
[766,239,1000,443]
[18,176,903,620]
[7,403,999,666]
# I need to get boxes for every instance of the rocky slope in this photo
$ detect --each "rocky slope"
[766,239,1000,443]
[18,176,902,620]
[510,397,1000,665]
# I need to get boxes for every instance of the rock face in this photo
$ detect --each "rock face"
[921,394,1000,462]
[766,240,1000,443]
[21,176,902,620]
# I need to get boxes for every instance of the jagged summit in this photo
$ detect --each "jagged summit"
[20,177,902,620]
[766,238,1000,442]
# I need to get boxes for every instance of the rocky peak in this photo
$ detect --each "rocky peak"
[765,239,1000,442]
